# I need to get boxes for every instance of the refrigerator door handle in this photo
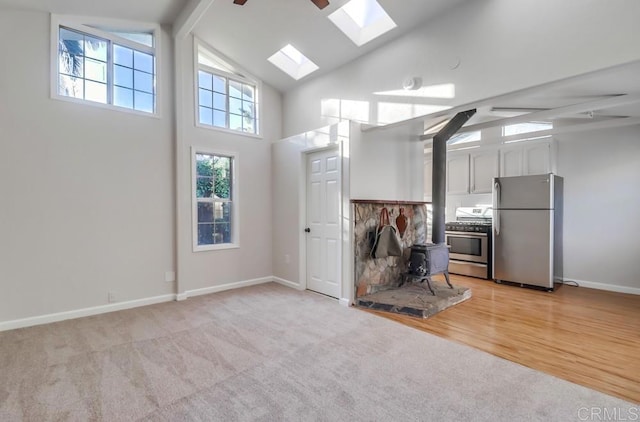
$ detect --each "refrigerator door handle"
[493,181,500,236]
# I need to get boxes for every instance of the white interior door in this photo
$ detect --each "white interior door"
[306,149,341,298]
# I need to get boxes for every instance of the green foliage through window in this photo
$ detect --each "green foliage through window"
[195,153,233,246]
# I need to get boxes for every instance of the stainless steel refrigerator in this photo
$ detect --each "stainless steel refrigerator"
[492,174,563,290]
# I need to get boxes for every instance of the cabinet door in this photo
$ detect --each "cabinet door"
[524,143,551,175]
[471,151,499,194]
[447,153,470,195]
[424,157,433,200]
[500,147,523,177]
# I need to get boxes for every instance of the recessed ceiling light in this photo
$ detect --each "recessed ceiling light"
[328,0,397,47]
[267,44,319,80]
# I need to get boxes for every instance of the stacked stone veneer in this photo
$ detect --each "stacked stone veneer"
[354,202,431,298]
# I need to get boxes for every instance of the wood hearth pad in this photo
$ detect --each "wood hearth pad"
[357,282,471,318]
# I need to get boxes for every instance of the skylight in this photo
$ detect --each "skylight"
[267,44,318,80]
[328,0,397,47]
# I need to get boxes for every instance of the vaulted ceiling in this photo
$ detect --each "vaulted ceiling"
[193,0,469,92]
[2,0,639,132]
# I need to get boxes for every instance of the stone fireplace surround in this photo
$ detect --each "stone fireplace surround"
[352,200,431,299]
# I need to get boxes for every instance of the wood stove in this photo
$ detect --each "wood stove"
[402,243,452,295]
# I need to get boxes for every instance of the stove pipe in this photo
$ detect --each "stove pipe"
[432,109,476,244]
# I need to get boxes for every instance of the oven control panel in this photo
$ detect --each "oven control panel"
[445,222,492,233]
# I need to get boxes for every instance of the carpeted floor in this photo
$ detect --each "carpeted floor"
[0,283,635,421]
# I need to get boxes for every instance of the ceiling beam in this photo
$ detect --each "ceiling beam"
[420,94,640,140]
[424,117,640,150]
[173,0,215,40]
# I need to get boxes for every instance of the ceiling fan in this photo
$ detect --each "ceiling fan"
[233,0,330,9]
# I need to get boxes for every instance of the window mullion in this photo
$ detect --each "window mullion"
[107,40,114,105]
[225,79,230,129]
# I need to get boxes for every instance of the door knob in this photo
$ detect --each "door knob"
[304,228,311,233]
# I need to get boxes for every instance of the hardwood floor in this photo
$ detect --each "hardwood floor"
[362,274,640,404]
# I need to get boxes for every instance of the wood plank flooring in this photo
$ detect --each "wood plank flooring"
[362,274,640,404]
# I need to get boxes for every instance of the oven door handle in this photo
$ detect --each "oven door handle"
[493,181,500,236]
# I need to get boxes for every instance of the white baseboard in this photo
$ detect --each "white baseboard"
[178,276,273,299]
[0,294,176,332]
[272,276,304,290]
[339,298,351,307]
[562,278,640,295]
[0,275,342,332]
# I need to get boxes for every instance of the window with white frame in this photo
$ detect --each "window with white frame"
[193,150,237,250]
[196,41,260,135]
[53,16,158,114]
[502,121,553,137]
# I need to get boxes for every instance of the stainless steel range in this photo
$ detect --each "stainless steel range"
[445,207,492,279]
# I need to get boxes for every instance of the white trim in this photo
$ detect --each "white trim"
[193,37,263,137]
[51,14,161,117]
[194,243,240,252]
[302,145,342,299]
[194,121,263,140]
[191,147,240,252]
[178,276,273,299]
[562,278,640,295]
[339,298,351,307]
[173,0,214,40]
[0,275,349,332]
[0,294,175,332]
[273,276,304,290]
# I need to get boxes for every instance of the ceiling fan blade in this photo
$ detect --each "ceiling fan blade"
[311,0,330,9]
[233,0,247,5]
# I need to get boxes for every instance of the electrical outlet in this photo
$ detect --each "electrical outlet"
[284,254,290,264]
[165,271,176,282]
[108,292,117,303]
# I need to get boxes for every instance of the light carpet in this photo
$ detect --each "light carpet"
[0,283,634,421]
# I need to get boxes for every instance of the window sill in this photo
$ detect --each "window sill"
[195,122,262,140]
[51,94,161,119]
[193,243,240,253]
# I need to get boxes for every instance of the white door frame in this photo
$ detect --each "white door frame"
[299,144,343,299]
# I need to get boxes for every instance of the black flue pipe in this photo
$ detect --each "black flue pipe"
[432,109,477,244]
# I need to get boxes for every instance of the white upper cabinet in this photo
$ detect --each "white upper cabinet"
[424,140,553,199]
[500,140,553,177]
[500,147,523,177]
[524,142,551,175]
[446,153,470,195]
[470,150,499,193]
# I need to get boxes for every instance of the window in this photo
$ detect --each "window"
[53,16,158,114]
[502,122,553,137]
[196,40,260,136]
[448,130,482,145]
[193,150,238,251]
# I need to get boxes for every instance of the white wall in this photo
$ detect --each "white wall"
[0,10,175,322]
[351,121,425,201]
[175,34,282,295]
[282,0,640,137]
[556,125,640,291]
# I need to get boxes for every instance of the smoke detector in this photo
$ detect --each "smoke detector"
[402,76,422,90]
